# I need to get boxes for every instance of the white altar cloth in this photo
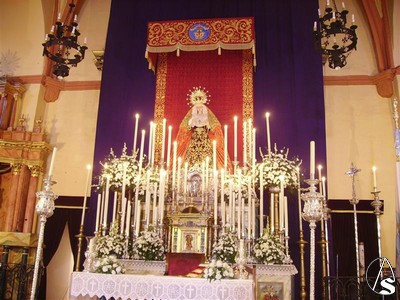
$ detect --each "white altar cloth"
[69,272,254,300]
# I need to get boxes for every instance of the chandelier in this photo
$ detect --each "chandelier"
[314,0,358,70]
[42,1,87,79]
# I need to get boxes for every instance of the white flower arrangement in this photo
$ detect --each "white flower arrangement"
[258,144,302,190]
[95,223,126,259]
[94,255,125,274]
[211,232,238,264]
[131,230,165,261]
[100,145,142,191]
[203,259,234,282]
[252,230,285,264]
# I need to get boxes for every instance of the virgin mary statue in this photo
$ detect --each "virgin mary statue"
[175,87,232,171]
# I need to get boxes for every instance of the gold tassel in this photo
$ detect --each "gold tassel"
[177,48,180,57]
[218,47,221,55]
[145,50,148,59]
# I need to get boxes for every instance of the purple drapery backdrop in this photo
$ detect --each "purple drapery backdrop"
[88,0,327,297]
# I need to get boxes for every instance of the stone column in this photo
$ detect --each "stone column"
[23,166,42,233]
[4,163,22,232]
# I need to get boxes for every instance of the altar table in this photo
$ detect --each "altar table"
[69,272,254,300]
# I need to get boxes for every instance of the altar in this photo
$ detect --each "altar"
[69,272,254,300]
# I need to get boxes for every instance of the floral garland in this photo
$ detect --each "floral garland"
[131,230,165,261]
[252,230,285,264]
[257,145,302,190]
[211,231,238,264]
[95,223,126,259]
[94,255,125,274]
[203,259,234,282]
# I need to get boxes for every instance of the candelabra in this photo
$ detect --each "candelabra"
[301,178,324,300]
[235,239,248,279]
[345,163,361,288]
[74,225,86,271]
[30,177,58,300]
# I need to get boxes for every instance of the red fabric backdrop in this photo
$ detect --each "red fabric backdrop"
[154,49,252,165]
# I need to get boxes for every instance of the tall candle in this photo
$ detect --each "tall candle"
[221,169,225,226]
[120,162,128,234]
[125,199,132,236]
[248,119,252,163]
[103,175,110,228]
[80,164,92,227]
[177,157,182,194]
[201,162,205,204]
[172,141,177,191]
[159,169,166,221]
[243,122,247,165]
[148,122,153,164]
[212,140,217,173]
[224,125,228,170]
[133,113,139,155]
[297,167,303,231]
[252,128,256,172]
[48,147,57,177]
[95,193,102,232]
[270,193,274,233]
[259,164,264,236]
[318,165,323,192]
[265,112,271,155]
[139,130,145,174]
[161,118,166,162]
[279,175,285,231]
[322,176,326,197]
[151,123,157,166]
[372,166,377,189]
[234,116,238,161]
[247,178,251,238]
[166,125,172,168]
[184,162,188,201]
[112,192,118,223]
[152,183,158,225]
[214,170,218,225]
[205,156,210,193]
[284,196,288,236]
[229,180,233,230]
[135,199,141,237]
[310,141,315,179]
[237,169,242,237]
[145,170,151,226]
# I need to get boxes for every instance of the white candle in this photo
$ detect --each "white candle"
[103,175,110,227]
[238,169,242,237]
[83,37,87,44]
[279,175,285,231]
[161,118,166,162]
[120,162,128,234]
[172,141,177,191]
[212,140,217,173]
[342,1,345,9]
[259,164,264,236]
[201,162,205,203]
[224,125,228,170]
[48,147,57,177]
[252,128,256,172]
[205,156,210,192]
[229,180,233,230]
[234,116,238,161]
[184,162,188,201]
[248,119,252,163]
[177,157,182,194]
[145,170,151,226]
[372,166,377,189]
[322,176,326,197]
[313,21,317,31]
[139,130,145,174]
[270,193,274,233]
[148,122,153,164]
[159,169,166,221]
[265,112,271,155]
[80,164,92,226]
[214,170,218,225]
[297,167,303,231]
[125,199,132,236]
[135,199,141,237]
[112,191,117,223]
[352,14,355,23]
[243,122,247,165]
[151,123,157,166]
[166,125,172,168]
[310,141,315,179]
[318,165,323,192]
[152,183,158,225]
[221,169,225,226]
[247,178,251,238]
[95,193,102,232]
[133,113,139,155]
[284,196,288,236]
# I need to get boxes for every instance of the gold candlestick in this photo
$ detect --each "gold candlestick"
[75,224,86,271]
[318,221,327,299]
[297,230,308,300]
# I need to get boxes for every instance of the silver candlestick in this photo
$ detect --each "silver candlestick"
[345,163,361,287]
[301,178,323,300]
[30,177,58,300]
[371,189,383,258]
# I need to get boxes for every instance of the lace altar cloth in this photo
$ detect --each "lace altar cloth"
[69,272,254,300]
